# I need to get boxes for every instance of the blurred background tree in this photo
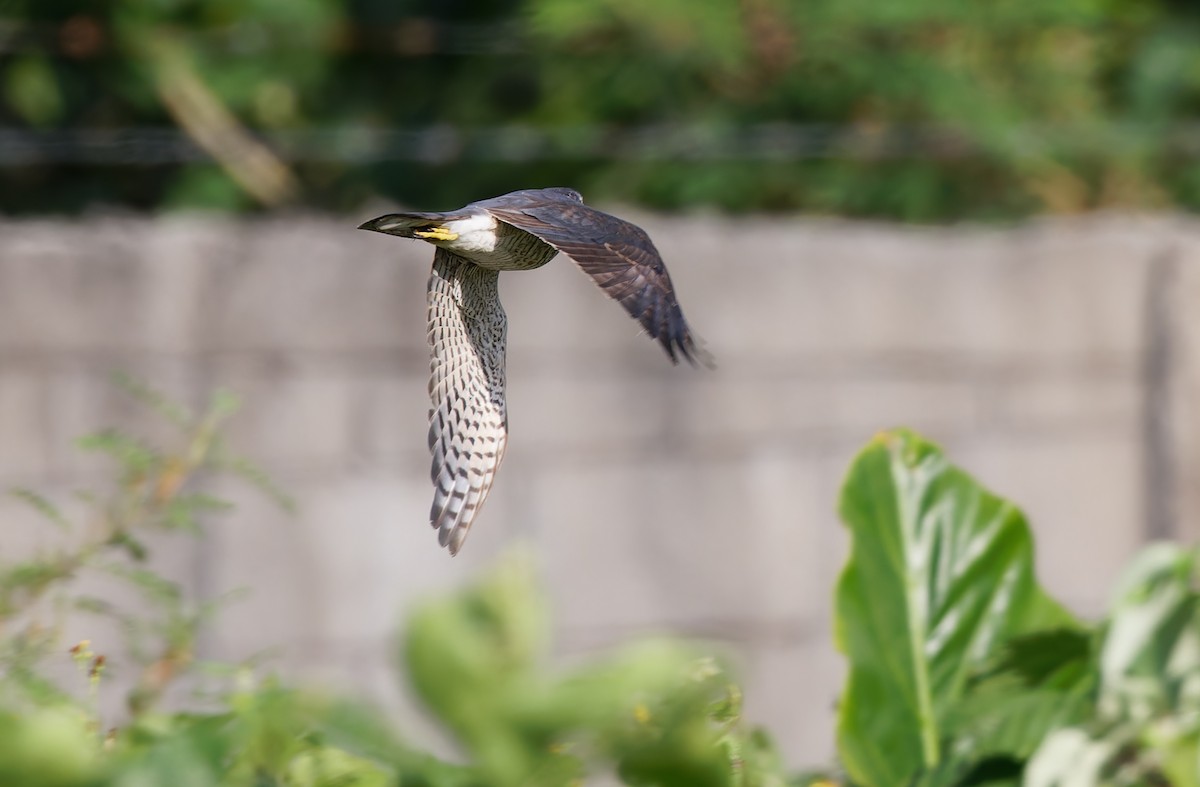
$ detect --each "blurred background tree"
[2,0,1200,219]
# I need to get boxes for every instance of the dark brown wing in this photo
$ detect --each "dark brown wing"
[486,202,713,367]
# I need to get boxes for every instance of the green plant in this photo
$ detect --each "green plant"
[1,376,289,719]
[835,429,1081,786]
[5,1,1200,218]
[0,378,794,787]
[5,387,1200,786]
[834,430,1200,786]
[1023,544,1200,787]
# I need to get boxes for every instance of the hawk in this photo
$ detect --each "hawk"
[358,187,712,554]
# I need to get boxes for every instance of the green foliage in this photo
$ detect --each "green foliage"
[834,429,1079,785]
[0,377,287,719]
[404,558,791,786]
[833,429,1200,786]
[1023,544,1200,787]
[0,378,794,787]
[0,706,98,786]
[522,0,1200,218]
[8,394,1200,785]
[4,1,1200,217]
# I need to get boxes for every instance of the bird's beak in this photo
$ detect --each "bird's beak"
[358,214,432,237]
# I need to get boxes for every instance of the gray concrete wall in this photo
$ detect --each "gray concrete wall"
[4,211,1200,769]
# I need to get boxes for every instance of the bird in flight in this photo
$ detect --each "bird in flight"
[358,187,712,555]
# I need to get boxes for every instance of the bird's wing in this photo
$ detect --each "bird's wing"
[426,247,509,555]
[486,202,713,367]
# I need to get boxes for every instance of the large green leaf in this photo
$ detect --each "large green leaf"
[1024,544,1200,787]
[835,429,1077,786]
[937,628,1094,771]
[1100,543,1200,699]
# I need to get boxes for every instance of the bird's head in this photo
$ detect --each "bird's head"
[545,187,583,203]
[357,214,432,238]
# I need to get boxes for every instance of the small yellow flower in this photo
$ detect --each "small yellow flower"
[70,640,95,670]
[633,703,651,724]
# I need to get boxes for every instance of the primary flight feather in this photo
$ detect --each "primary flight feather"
[359,187,712,554]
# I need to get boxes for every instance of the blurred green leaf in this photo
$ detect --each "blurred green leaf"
[9,489,72,533]
[403,557,557,784]
[3,57,62,126]
[285,745,392,787]
[403,555,782,786]
[76,430,158,477]
[1019,545,1200,785]
[100,563,182,605]
[0,561,71,618]
[1100,543,1200,697]
[106,531,148,562]
[0,706,98,786]
[1024,727,1116,787]
[112,373,195,431]
[209,448,297,514]
[934,628,1096,773]
[160,165,253,212]
[162,494,234,533]
[834,428,1077,787]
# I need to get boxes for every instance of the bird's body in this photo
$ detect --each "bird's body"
[359,187,710,554]
[427,212,558,270]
